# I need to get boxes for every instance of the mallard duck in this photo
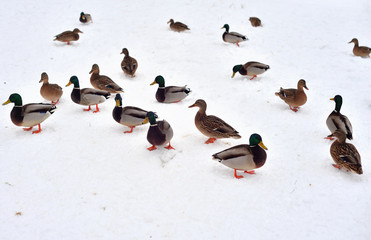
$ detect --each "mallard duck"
[79,12,92,23]
[212,134,268,179]
[120,48,138,77]
[275,79,309,112]
[2,93,56,134]
[188,99,241,144]
[143,111,174,151]
[66,76,110,113]
[39,72,63,104]
[54,28,83,45]
[167,19,190,32]
[249,17,262,27]
[348,38,371,58]
[150,75,191,103]
[326,95,353,140]
[113,93,154,133]
[221,24,248,47]
[330,130,362,174]
[232,62,270,80]
[89,64,124,93]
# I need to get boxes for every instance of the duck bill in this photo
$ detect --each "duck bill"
[66,81,72,87]
[330,98,334,101]
[304,86,309,90]
[188,103,196,108]
[258,141,268,150]
[150,80,156,85]
[89,69,93,74]
[2,99,11,105]
[231,72,236,78]
[142,117,149,124]
[167,20,171,24]
[39,79,43,83]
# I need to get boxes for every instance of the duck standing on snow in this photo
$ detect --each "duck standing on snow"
[329,130,362,174]
[167,19,190,32]
[54,28,83,45]
[249,17,262,27]
[113,93,154,133]
[326,95,353,140]
[232,62,270,80]
[120,48,138,77]
[212,134,268,179]
[79,12,92,23]
[66,76,110,113]
[39,72,63,105]
[143,111,174,151]
[221,24,248,47]
[89,64,124,93]
[188,99,241,144]
[150,75,191,103]
[348,38,371,58]
[2,93,56,134]
[275,79,309,112]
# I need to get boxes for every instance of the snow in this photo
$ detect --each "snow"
[1,0,370,239]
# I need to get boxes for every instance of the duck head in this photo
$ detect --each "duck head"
[3,93,22,106]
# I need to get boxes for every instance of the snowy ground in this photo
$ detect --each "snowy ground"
[1,0,370,239]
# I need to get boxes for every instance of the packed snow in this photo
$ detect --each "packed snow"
[0,0,370,239]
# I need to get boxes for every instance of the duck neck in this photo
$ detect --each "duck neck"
[334,100,342,113]
[195,106,207,121]
[71,87,81,104]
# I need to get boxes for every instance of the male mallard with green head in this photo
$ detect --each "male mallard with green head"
[221,24,248,47]
[79,12,92,23]
[189,99,241,144]
[232,62,270,80]
[39,72,63,104]
[143,111,174,151]
[66,76,110,113]
[330,130,362,174]
[275,79,309,112]
[213,134,268,179]
[3,93,56,134]
[54,28,83,45]
[89,64,124,93]
[150,75,191,103]
[326,95,352,140]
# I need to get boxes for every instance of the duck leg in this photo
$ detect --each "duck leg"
[93,104,100,113]
[289,106,299,112]
[84,105,92,111]
[23,127,33,131]
[249,75,257,80]
[147,145,157,151]
[235,41,240,47]
[234,169,244,179]
[324,135,335,140]
[32,124,42,134]
[164,142,175,150]
[52,99,60,105]
[124,126,135,133]
[205,138,216,144]
[244,170,256,174]
[332,164,342,170]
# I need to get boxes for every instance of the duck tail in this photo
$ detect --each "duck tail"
[212,154,223,162]
[185,87,191,95]
[104,92,111,99]
[49,105,57,114]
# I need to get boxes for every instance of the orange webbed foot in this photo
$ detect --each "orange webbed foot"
[205,138,216,144]
[147,145,157,151]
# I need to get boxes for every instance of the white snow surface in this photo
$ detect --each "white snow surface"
[1,0,370,239]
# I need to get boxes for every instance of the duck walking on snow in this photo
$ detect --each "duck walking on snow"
[39,72,63,104]
[189,99,241,144]
[3,93,56,134]
[143,111,174,151]
[66,76,110,113]
[150,75,191,103]
[54,28,83,45]
[348,38,371,58]
[112,93,154,133]
[221,24,248,47]
[330,130,362,174]
[213,134,268,179]
[121,48,138,77]
[232,62,270,80]
[275,79,309,112]
[89,64,124,93]
[167,19,190,32]
[326,95,353,140]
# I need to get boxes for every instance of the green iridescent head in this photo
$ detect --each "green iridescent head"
[249,133,268,150]
[221,24,230,32]
[145,111,158,125]
[66,76,80,88]
[331,95,343,112]
[150,75,165,87]
[3,93,23,106]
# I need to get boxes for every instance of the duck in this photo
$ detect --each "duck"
[212,134,268,179]
[39,72,63,104]
[232,62,270,80]
[150,75,191,103]
[2,93,56,134]
[66,76,110,113]
[275,79,309,112]
[143,111,174,151]
[167,19,190,32]
[348,38,371,58]
[326,95,353,140]
[249,17,262,27]
[89,64,124,93]
[113,93,154,133]
[120,48,138,77]
[221,24,248,47]
[54,28,83,45]
[79,12,92,23]
[330,130,362,174]
[188,99,241,144]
